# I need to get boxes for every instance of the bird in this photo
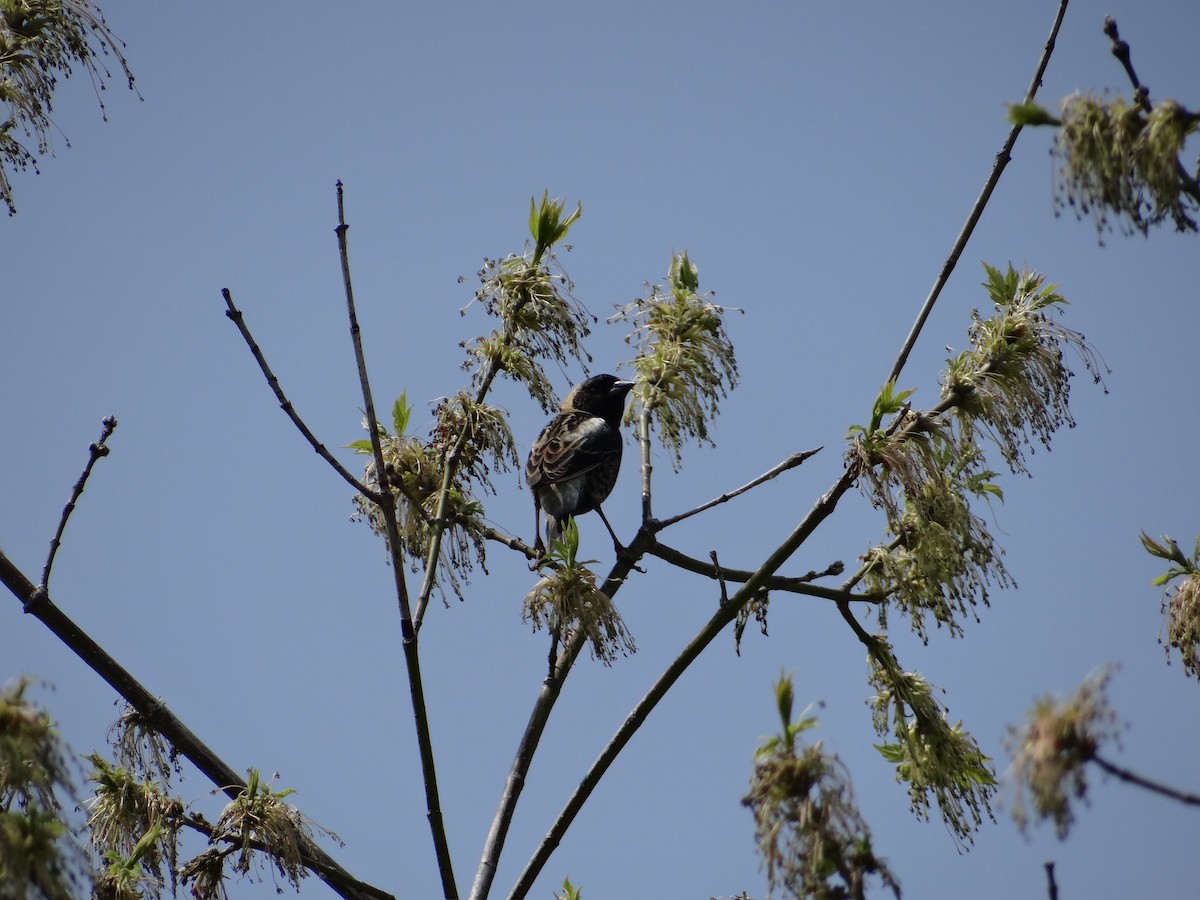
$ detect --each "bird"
[526,374,635,556]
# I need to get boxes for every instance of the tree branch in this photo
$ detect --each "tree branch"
[654,447,822,529]
[221,289,372,498]
[332,182,458,899]
[1102,16,1200,206]
[0,549,387,900]
[1045,861,1059,900]
[647,542,864,602]
[1092,753,1200,807]
[41,416,117,592]
[887,0,1069,383]
[1102,16,1149,112]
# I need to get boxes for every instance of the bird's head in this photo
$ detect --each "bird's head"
[561,374,635,426]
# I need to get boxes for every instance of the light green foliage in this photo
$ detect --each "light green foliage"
[523,519,636,665]
[1048,93,1199,236]
[554,876,583,900]
[0,678,86,900]
[1004,667,1119,837]
[853,265,1101,641]
[107,704,180,786]
[612,251,741,469]
[180,769,341,900]
[945,264,1104,475]
[1005,101,1063,128]
[461,194,593,414]
[353,196,594,597]
[1141,531,1200,678]
[351,392,509,601]
[529,191,582,265]
[855,405,1011,642]
[868,642,995,846]
[85,755,183,898]
[742,673,899,900]
[0,0,137,213]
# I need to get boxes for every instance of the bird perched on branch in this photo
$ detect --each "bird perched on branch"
[527,374,635,556]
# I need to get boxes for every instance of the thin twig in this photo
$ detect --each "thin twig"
[710,550,729,606]
[639,406,655,526]
[221,289,372,498]
[0,550,387,900]
[648,543,866,602]
[1045,861,1059,900]
[887,0,1069,383]
[481,525,539,559]
[42,416,117,592]
[655,447,822,529]
[1102,16,1200,206]
[1093,753,1200,807]
[333,182,458,899]
[1102,17,1149,112]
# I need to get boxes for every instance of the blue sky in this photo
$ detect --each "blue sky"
[3,2,1199,898]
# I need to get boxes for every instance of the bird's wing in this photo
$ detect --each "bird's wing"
[527,412,619,487]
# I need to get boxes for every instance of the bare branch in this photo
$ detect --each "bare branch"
[221,289,372,498]
[655,448,822,529]
[647,543,862,602]
[0,550,386,900]
[1101,16,1200,206]
[332,182,457,899]
[1045,862,1059,900]
[1092,753,1200,807]
[710,550,730,606]
[1102,17,1149,112]
[887,0,1070,383]
[42,416,117,591]
[482,525,537,556]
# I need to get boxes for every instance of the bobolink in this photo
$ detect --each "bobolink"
[527,374,635,555]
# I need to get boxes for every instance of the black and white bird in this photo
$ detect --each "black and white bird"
[526,374,635,555]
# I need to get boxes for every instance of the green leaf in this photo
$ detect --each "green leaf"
[775,672,794,733]
[392,391,412,436]
[670,250,700,293]
[865,379,916,432]
[529,191,582,263]
[345,439,375,454]
[1006,101,1062,128]
[874,742,906,763]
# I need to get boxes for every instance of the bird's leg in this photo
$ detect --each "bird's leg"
[595,505,645,572]
[532,496,546,562]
